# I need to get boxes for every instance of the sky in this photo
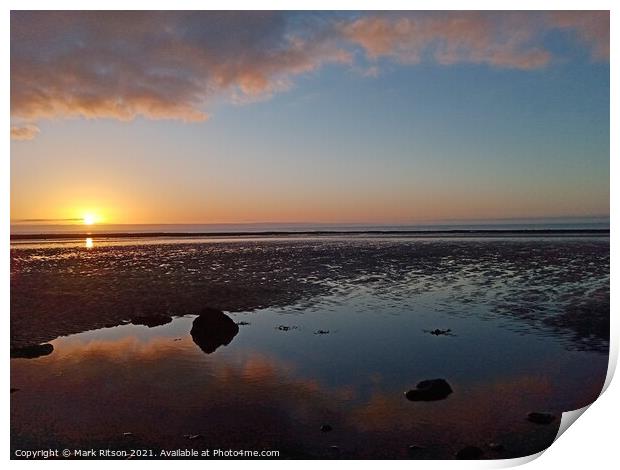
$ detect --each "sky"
[10,11,610,225]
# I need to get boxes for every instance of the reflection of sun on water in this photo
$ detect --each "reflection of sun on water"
[85,238,94,249]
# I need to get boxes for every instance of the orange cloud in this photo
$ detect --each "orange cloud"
[549,11,609,60]
[338,11,608,69]
[10,11,351,135]
[10,124,39,141]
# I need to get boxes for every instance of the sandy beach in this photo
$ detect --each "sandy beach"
[10,234,609,458]
[10,235,609,351]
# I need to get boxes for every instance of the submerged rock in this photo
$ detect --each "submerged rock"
[527,412,556,425]
[10,343,54,359]
[456,446,484,459]
[405,378,453,401]
[131,313,172,328]
[426,328,453,336]
[190,308,239,354]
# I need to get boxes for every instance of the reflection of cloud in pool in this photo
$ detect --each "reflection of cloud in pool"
[11,333,582,458]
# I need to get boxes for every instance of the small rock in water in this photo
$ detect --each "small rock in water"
[276,325,298,331]
[425,328,453,336]
[314,330,330,335]
[320,424,333,432]
[236,321,251,326]
[527,412,556,424]
[405,378,453,401]
[10,343,54,359]
[190,308,239,354]
[455,446,484,459]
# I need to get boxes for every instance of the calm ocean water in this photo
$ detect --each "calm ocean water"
[9,218,611,236]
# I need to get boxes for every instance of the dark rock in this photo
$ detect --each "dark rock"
[320,424,333,432]
[10,343,54,359]
[405,378,453,401]
[527,412,556,424]
[314,330,330,335]
[456,446,484,459]
[236,321,251,326]
[190,308,239,354]
[424,328,454,336]
[275,325,298,331]
[131,313,172,328]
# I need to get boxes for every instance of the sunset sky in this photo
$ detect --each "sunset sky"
[10,11,609,225]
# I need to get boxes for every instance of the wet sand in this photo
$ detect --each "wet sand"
[11,235,609,351]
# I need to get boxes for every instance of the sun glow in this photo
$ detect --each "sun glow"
[83,214,97,225]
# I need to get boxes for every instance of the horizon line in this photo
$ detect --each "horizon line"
[10,228,611,242]
[9,215,611,226]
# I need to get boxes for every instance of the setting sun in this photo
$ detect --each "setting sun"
[83,214,97,225]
